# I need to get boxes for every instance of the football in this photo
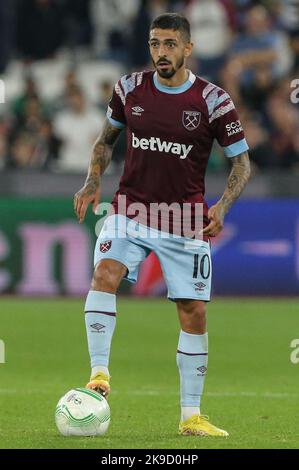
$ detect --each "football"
[55,388,110,436]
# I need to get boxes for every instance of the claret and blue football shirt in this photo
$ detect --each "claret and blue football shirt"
[107,70,249,232]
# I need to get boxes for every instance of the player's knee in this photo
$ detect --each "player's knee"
[91,260,124,293]
[191,304,206,324]
[177,300,207,333]
[178,300,206,318]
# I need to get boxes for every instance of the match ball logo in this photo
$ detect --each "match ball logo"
[182,111,201,131]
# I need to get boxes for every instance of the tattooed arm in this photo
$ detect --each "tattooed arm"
[202,152,251,237]
[74,119,122,223]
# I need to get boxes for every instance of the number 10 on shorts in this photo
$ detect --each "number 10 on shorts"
[193,254,211,280]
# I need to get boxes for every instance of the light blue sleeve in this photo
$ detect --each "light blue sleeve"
[223,138,249,158]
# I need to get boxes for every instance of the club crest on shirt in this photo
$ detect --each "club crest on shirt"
[182,111,201,131]
[100,240,112,253]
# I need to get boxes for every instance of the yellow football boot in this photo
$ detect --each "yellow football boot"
[179,414,229,437]
[85,371,110,398]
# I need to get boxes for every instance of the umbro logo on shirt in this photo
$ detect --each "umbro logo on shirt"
[132,106,144,116]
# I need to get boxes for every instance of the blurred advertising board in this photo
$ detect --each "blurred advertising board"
[0,198,298,296]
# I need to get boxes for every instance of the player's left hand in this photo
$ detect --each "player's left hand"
[201,202,225,237]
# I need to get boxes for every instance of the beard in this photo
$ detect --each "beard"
[153,55,185,79]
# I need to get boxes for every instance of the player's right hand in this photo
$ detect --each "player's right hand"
[74,183,100,223]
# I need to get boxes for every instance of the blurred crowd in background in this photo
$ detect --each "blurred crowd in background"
[0,0,299,174]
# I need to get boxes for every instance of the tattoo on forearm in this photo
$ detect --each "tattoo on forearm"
[85,119,122,190]
[220,152,251,214]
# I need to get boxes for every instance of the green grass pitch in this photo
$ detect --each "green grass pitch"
[0,297,298,449]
